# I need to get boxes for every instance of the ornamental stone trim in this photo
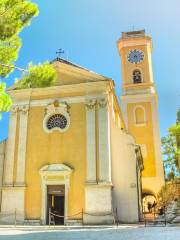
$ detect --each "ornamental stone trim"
[97,98,108,108]
[43,101,70,133]
[85,99,96,110]
[10,105,29,114]
[11,106,19,114]
[19,105,29,114]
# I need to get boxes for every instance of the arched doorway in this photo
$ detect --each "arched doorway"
[142,190,156,213]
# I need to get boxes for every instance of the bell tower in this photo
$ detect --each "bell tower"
[117,30,164,196]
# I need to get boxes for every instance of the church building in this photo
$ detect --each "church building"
[0,30,164,225]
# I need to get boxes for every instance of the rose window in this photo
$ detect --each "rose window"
[46,114,68,130]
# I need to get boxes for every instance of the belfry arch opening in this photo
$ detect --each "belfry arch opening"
[133,69,142,84]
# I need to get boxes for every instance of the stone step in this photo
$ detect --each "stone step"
[172,216,180,223]
[24,220,41,225]
[65,219,82,226]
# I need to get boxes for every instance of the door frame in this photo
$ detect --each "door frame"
[47,189,65,225]
[39,164,73,225]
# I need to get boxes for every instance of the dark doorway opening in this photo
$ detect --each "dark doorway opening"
[46,185,65,225]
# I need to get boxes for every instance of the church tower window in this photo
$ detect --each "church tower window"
[133,69,142,84]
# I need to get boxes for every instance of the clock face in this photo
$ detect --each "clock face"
[127,49,144,64]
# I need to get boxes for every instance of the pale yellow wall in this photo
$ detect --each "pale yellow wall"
[127,102,156,177]
[135,107,145,124]
[109,95,140,222]
[24,103,86,219]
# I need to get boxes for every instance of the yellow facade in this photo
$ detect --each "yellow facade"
[24,103,86,219]
[1,74,122,224]
[127,102,156,177]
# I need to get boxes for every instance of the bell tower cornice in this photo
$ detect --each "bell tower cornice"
[117,30,153,54]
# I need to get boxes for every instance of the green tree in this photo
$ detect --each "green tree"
[169,108,180,169]
[162,108,180,177]
[0,0,38,118]
[0,82,12,119]
[16,62,57,89]
[161,135,178,172]
[157,183,179,209]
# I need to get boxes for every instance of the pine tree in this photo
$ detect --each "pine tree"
[0,0,38,117]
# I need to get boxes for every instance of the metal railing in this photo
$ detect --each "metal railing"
[48,207,118,226]
[144,206,169,227]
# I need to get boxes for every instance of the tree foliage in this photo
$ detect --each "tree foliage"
[0,0,38,77]
[156,183,179,209]
[16,62,57,89]
[161,135,178,169]
[162,108,180,176]
[0,0,38,118]
[0,81,12,119]
[0,0,38,40]
[169,108,180,170]
[0,35,21,77]
[169,109,180,137]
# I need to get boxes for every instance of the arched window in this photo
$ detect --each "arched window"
[133,69,142,84]
[134,106,146,125]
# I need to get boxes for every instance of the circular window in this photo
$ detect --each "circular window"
[46,114,68,130]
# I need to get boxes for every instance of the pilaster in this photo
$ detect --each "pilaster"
[16,105,29,185]
[85,99,97,183]
[3,106,18,185]
[97,98,111,183]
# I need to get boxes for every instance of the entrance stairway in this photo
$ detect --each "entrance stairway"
[171,199,180,224]
[145,199,180,226]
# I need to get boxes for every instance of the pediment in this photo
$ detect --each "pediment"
[52,58,109,86]
[8,58,110,91]
[39,164,73,175]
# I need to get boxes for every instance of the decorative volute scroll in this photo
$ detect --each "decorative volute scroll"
[97,98,108,108]
[85,98,109,110]
[43,100,70,133]
[85,99,96,110]
[10,105,19,114]
[11,105,29,114]
[19,105,29,114]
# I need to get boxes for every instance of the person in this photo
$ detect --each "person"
[147,202,152,213]
[151,201,157,208]
[158,207,164,215]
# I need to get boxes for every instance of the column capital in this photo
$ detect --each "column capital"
[85,99,96,110]
[10,106,19,114]
[97,98,108,108]
[19,105,29,114]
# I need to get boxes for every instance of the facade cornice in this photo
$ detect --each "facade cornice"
[120,93,158,100]
[8,81,114,103]
[122,82,154,89]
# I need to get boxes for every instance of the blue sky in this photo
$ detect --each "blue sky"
[0,0,180,141]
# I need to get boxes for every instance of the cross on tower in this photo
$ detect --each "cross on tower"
[56,48,64,58]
